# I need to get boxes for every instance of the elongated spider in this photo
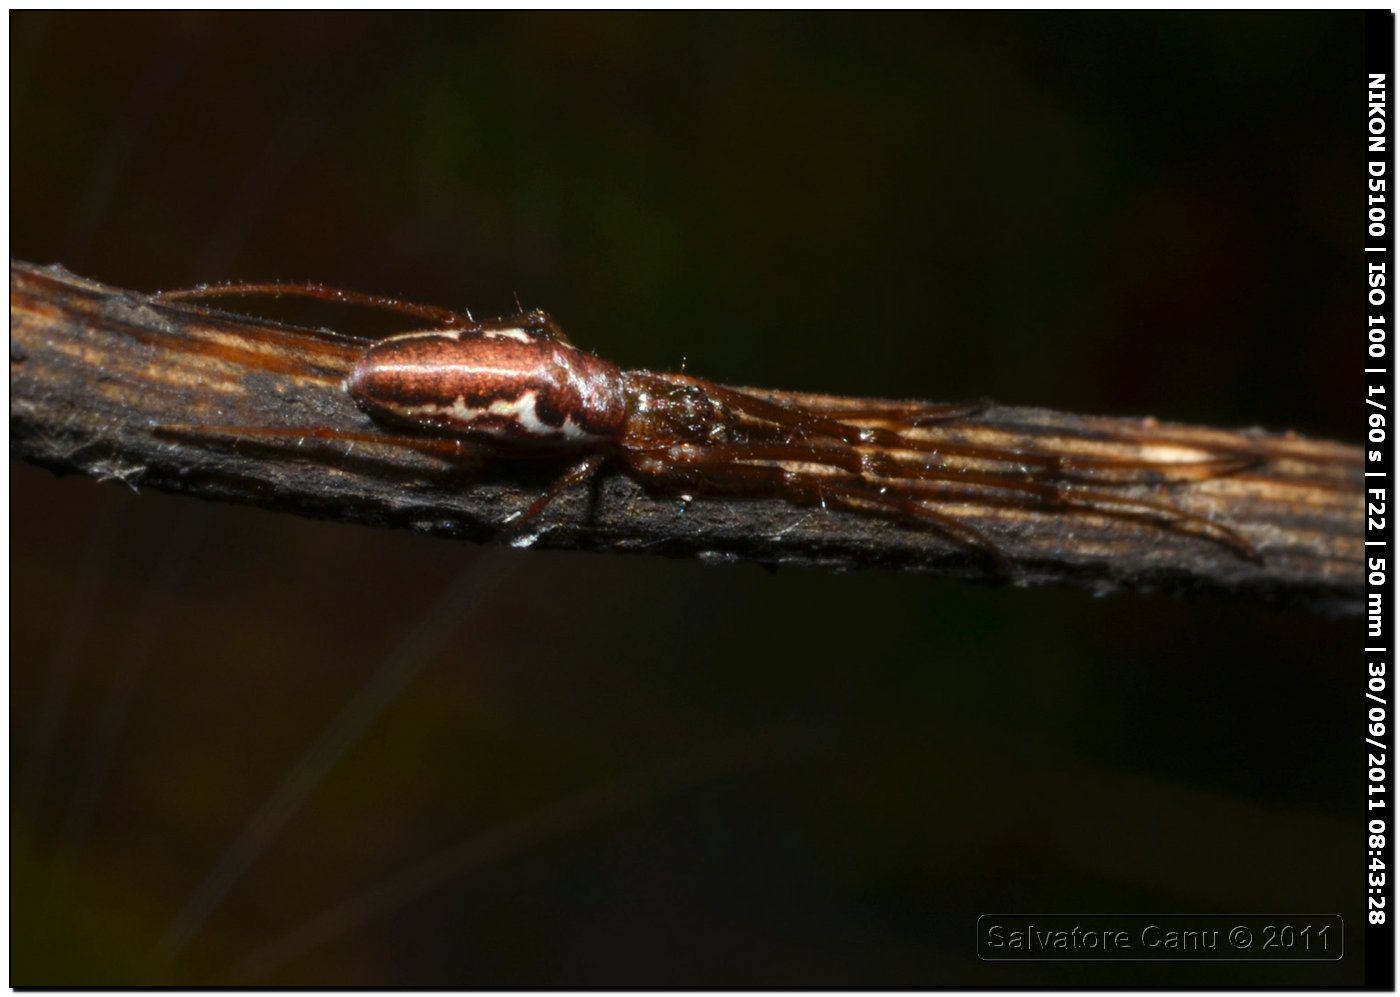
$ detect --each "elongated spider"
[157,282,1262,568]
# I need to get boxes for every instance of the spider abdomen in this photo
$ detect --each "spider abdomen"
[347,327,628,445]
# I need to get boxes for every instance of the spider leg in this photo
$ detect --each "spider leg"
[817,483,1010,571]
[508,454,608,527]
[159,423,617,538]
[996,452,1262,484]
[503,308,576,346]
[630,437,1259,564]
[868,467,1262,564]
[659,437,1246,509]
[701,382,1259,486]
[701,383,898,447]
[849,450,1261,562]
[628,374,977,453]
[1025,485,1262,564]
[153,423,490,462]
[698,383,995,452]
[705,383,1056,463]
[852,445,1260,487]
[873,437,1261,486]
[809,398,990,426]
[157,282,477,329]
[622,446,1009,571]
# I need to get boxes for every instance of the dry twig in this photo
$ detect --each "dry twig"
[10,260,1362,614]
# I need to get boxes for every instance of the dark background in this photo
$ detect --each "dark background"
[11,12,1364,986]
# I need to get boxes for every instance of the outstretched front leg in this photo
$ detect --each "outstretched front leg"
[707,382,1260,484]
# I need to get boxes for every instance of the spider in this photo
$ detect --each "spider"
[157,282,1262,569]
